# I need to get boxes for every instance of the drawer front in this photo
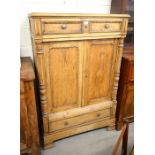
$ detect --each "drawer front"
[42,21,82,35]
[49,108,110,132]
[90,22,121,33]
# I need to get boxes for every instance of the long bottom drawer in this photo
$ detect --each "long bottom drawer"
[49,108,110,132]
[44,117,115,148]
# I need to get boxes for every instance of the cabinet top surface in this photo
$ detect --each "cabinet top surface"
[29,12,130,18]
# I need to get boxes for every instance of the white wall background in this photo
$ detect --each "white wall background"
[20,0,112,58]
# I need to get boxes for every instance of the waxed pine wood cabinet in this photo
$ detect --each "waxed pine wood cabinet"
[29,13,129,149]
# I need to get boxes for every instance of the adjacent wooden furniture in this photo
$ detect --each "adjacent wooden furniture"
[20,57,40,155]
[130,147,134,155]
[116,48,134,130]
[112,117,134,155]
[29,13,129,149]
[111,0,134,46]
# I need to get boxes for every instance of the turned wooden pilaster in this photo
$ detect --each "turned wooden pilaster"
[35,42,49,134]
[112,39,124,116]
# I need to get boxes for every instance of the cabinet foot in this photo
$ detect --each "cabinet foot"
[107,125,115,131]
[43,143,54,150]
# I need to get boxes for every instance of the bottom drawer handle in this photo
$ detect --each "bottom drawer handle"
[96,114,101,117]
[104,24,110,29]
[64,122,69,126]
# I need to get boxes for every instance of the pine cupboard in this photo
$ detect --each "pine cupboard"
[29,13,129,149]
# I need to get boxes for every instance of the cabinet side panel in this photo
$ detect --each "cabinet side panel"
[20,81,31,149]
[123,83,134,117]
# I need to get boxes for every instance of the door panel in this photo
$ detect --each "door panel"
[83,39,117,105]
[46,41,83,112]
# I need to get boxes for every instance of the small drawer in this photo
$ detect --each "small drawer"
[42,22,82,35]
[90,22,121,33]
[49,108,110,132]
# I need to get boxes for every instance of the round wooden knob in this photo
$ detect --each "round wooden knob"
[96,113,101,117]
[85,74,88,78]
[61,24,67,30]
[104,24,110,29]
[64,122,69,126]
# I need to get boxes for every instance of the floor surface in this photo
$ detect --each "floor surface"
[42,123,134,155]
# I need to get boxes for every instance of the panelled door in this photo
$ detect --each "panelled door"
[83,39,118,106]
[45,41,83,112]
